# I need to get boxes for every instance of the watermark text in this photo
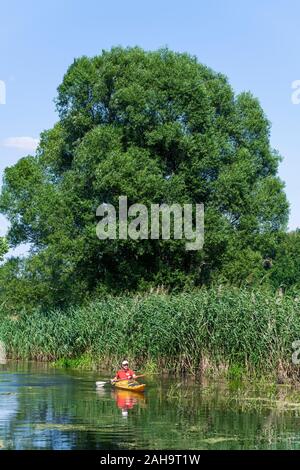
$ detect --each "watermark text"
[96,196,204,251]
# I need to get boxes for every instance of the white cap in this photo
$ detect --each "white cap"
[122,360,129,366]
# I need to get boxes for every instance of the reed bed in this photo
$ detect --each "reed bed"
[0,288,299,377]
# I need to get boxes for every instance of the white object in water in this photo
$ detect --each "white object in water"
[96,381,107,388]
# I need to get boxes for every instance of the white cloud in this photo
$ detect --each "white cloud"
[2,136,39,152]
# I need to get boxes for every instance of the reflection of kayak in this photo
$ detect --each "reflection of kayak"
[114,389,146,410]
[114,379,146,393]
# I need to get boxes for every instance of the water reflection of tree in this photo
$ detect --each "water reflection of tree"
[2,368,146,449]
[2,367,300,450]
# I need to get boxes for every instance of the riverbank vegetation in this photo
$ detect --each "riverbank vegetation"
[0,48,299,378]
[0,288,299,381]
[0,47,295,309]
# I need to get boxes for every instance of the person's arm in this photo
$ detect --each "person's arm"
[111,371,119,383]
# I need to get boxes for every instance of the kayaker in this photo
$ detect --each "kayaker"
[111,360,137,383]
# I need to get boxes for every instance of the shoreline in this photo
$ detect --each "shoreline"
[2,355,300,385]
[1,288,300,384]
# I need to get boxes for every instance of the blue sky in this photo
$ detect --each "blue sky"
[0,0,299,256]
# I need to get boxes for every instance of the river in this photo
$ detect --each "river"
[1,361,300,450]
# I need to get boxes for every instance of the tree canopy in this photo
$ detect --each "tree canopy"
[0,238,8,262]
[0,47,289,309]
[269,230,300,292]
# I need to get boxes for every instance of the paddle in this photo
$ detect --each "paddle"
[96,374,145,388]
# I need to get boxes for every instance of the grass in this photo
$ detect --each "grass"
[0,287,300,379]
[52,354,95,370]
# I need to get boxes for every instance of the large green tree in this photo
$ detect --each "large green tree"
[0,238,8,261]
[0,47,289,307]
[269,230,300,292]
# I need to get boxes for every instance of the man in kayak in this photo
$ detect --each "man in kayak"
[111,360,137,383]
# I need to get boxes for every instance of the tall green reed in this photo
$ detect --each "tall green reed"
[0,288,299,376]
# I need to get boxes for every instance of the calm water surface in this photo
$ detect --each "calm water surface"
[1,362,300,450]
